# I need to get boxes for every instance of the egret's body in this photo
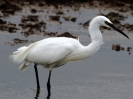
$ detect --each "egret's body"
[27,37,86,67]
[15,37,101,70]
[10,16,129,95]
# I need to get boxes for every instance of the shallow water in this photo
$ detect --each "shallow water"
[1,35,133,99]
[0,1,133,99]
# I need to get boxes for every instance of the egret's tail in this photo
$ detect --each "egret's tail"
[19,61,31,71]
[10,46,28,63]
[10,42,37,64]
[19,61,27,71]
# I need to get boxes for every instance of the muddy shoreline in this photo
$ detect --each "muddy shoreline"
[0,0,132,53]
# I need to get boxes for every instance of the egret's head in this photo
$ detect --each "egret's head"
[91,16,111,27]
[91,16,129,39]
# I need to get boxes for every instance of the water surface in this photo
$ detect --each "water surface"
[0,1,133,99]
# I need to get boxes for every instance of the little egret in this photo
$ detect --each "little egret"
[10,16,129,95]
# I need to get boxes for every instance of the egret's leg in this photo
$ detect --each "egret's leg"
[34,63,40,90]
[47,69,52,95]
[35,89,40,99]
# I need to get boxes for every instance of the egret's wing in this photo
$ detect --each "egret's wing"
[26,42,75,64]
[11,37,79,65]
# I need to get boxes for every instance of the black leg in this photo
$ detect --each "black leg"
[47,69,52,95]
[34,63,40,90]
[34,90,40,99]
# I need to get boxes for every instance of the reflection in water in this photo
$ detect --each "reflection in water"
[34,90,40,99]
[112,44,132,55]
[46,93,51,99]
[34,89,51,99]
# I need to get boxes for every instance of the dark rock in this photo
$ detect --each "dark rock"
[49,15,60,21]
[57,32,78,39]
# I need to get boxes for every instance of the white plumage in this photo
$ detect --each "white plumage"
[10,16,129,71]
[11,37,100,70]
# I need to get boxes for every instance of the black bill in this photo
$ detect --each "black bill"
[105,21,129,39]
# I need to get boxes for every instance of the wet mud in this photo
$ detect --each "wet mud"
[0,1,22,16]
[112,44,132,55]
[0,21,18,33]
[57,32,78,39]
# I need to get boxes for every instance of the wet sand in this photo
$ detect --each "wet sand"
[0,0,133,99]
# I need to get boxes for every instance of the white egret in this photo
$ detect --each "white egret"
[10,16,129,95]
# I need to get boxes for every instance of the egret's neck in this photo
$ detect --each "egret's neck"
[89,22,103,44]
[81,22,103,58]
